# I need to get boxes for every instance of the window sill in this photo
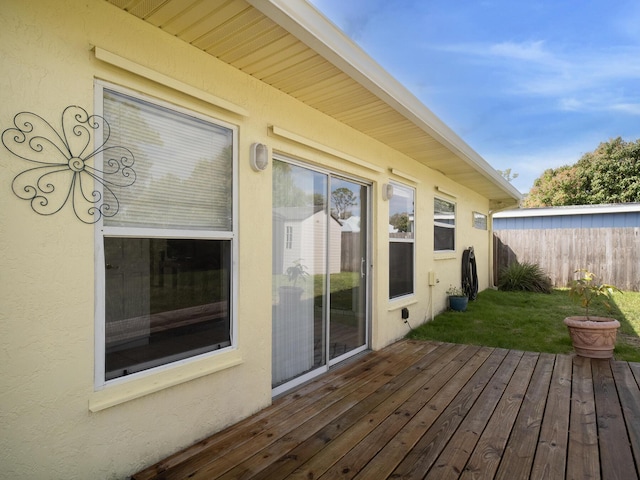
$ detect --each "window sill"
[89,349,243,412]
[388,298,418,311]
[434,252,457,261]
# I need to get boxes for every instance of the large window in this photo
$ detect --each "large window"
[389,182,415,299]
[96,84,237,383]
[434,197,456,251]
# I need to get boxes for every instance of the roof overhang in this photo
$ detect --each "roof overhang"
[105,0,522,208]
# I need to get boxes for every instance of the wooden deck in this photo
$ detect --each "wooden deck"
[132,340,640,480]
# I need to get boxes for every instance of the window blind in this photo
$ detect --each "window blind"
[103,89,233,231]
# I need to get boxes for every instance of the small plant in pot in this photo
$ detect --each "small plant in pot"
[564,269,622,359]
[279,259,309,303]
[447,285,468,312]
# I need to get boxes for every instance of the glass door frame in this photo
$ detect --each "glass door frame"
[326,173,371,368]
[271,154,372,397]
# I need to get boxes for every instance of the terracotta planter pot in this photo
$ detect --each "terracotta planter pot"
[278,285,304,304]
[563,316,620,359]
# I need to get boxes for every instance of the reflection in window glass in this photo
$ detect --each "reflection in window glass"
[103,89,233,231]
[272,160,327,387]
[473,211,487,230]
[99,86,236,382]
[104,238,231,380]
[389,183,415,298]
[434,197,455,251]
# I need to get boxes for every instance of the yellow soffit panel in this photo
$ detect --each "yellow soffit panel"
[104,0,521,205]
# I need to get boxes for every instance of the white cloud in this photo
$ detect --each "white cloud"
[610,103,640,115]
[612,1,640,42]
[557,91,640,116]
[434,39,563,67]
[558,97,583,111]
[488,40,557,64]
[434,39,640,117]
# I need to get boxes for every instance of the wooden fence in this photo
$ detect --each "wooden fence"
[493,227,640,292]
[341,232,361,272]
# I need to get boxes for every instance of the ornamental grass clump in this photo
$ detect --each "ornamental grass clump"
[498,261,552,293]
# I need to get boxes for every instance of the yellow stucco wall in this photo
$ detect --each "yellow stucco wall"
[0,1,493,478]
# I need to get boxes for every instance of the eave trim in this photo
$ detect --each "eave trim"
[93,46,250,117]
[270,125,384,173]
[247,0,521,202]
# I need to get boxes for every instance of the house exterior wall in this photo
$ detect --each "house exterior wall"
[0,1,494,478]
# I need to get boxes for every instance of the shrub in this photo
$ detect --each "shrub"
[498,261,552,293]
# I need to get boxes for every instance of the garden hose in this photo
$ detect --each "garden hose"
[462,247,478,300]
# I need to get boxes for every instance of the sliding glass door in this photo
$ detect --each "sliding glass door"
[328,178,368,363]
[272,160,327,388]
[272,158,369,392]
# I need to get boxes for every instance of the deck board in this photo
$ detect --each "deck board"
[238,342,444,480]
[495,352,554,479]
[611,361,640,476]
[423,349,525,479]
[529,354,572,479]
[317,344,484,480]
[592,359,637,479]
[567,356,600,480]
[360,347,508,479]
[132,340,640,480]
[196,342,431,480]
[460,351,539,480]
[284,342,467,480]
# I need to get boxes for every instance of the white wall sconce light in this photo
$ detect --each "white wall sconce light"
[250,142,269,172]
[382,183,394,201]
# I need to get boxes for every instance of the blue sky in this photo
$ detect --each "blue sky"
[308,0,640,194]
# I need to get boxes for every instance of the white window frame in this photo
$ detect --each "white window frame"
[285,225,293,249]
[473,211,487,230]
[388,181,416,300]
[93,81,238,388]
[434,196,456,252]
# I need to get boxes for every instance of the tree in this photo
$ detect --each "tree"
[497,168,519,182]
[389,212,410,232]
[312,193,326,206]
[522,165,582,207]
[524,137,640,207]
[331,187,357,219]
[272,160,309,207]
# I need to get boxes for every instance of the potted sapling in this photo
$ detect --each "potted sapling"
[279,259,309,304]
[564,269,622,358]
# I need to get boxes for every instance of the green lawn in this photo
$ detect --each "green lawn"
[273,271,361,310]
[407,289,640,362]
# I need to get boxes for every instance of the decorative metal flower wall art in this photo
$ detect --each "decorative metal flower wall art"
[2,105,135,224]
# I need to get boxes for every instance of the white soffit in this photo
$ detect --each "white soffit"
[104,0,521,204]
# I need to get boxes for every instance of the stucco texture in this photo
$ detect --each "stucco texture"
[0,0,492,478]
